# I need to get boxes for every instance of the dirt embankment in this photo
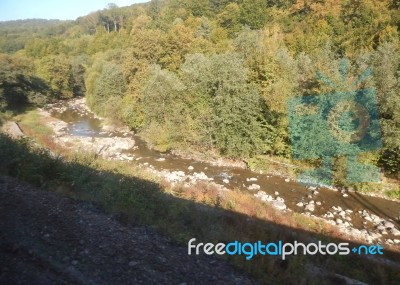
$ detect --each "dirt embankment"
[0,175,258,285]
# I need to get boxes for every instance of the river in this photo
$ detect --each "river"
[48,99,400,245]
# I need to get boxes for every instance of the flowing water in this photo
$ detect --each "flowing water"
[51,102,400,241]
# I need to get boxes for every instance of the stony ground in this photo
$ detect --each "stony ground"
[0,175,259,285]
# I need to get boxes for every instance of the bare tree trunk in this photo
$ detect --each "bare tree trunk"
[119,16,124,33]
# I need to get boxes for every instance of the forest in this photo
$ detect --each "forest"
[1,0,399,184]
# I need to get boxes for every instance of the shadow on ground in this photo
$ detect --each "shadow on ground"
[0,134,399,285]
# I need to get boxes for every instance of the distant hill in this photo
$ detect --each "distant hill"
[0,19,73,53]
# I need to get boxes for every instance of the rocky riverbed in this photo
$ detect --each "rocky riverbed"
[29,98,400,250]
[39,99,136,161]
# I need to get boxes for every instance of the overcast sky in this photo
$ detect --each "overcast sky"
[0,0,149,21]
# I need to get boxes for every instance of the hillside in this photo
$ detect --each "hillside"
[1,0,399,188]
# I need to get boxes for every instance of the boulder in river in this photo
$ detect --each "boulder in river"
[248,184,261,191]
[271,200,287,211]
[305,203,315,212]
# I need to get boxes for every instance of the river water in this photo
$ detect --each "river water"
[51,101,400,243]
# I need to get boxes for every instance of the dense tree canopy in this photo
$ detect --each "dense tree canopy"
[1,0,399,178]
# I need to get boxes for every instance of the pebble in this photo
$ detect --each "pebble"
[129,261,139,267]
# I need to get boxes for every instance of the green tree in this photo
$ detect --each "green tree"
[36,54,74,99]
[239,0,268,29]
[216,3,241,37]
[0,54,49,111]
[86,62,126,116]
[182,53,269,157]
[369,43,400,177]
[140,65,190,151]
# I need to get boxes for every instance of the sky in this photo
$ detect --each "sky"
[0,0,149,21]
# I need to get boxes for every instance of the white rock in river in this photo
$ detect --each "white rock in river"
[391,228,400,236]
[247,177,258,182]
[324,212,334,219]
[222,179,229,184]
[193,172,208,180]
[254,191,273,202]
[271,200,287,211]
[296,202,304,207]
[248,184,261,191]
[377,225,385,232]
[274,191,279,196]
[188,166,194,170]
[384,221,395,229]
[305,203,315,212]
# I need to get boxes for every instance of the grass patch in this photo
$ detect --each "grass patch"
[17,110,52,136]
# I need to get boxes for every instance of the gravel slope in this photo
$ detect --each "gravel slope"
[0,176,259,285]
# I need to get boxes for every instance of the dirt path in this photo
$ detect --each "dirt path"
[0,175,259,285]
